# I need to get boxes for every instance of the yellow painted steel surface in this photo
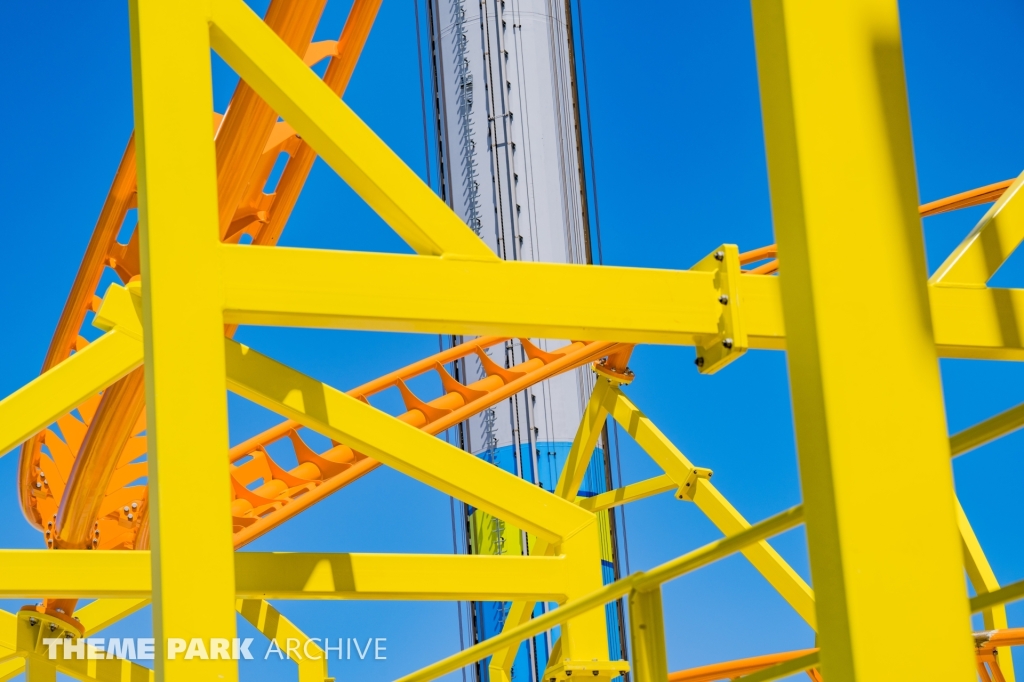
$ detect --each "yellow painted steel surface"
[751,1,975,680]
[1,0,1021,679]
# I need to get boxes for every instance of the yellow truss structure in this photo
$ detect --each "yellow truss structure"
[1,0,1023,680]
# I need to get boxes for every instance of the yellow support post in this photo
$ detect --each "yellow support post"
[751,1,975,679]
[628,587,668,682]
[490,375,619,681]
[128,0,237,679]
[956,498,1015,681]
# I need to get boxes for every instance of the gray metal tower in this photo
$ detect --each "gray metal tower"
[424,1,626,680]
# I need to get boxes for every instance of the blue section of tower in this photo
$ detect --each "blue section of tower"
[470,442,624,681]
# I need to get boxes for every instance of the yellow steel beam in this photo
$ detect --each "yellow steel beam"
[931,171,1024,286]
[222,339,594,543]
[0,550,571,601]
[234,553,570,600]
[207,0,494,260]
[950,399,1024,457]
[607,388,817,628]
[577,474,676,513]
[751,1,975,679]
[957,498,1015,681]
[236,600,327,682]
[129,0,238,677]
[397,505,804,682]
[75,599,151,637]
[737,652,820,682]
[0,659,23,682]
[971,578,1024,614]
[488,376,618,679]
[0,325,142,458]
[628,587,668,682]
[220,244,726,343]
[220,244,1024,358]
[0,611,15,664]
[0,551,150,598]
[930,285,1024,360]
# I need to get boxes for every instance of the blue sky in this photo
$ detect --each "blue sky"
[2,1,1024,680]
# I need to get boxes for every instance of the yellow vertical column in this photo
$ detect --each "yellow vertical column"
[750,2,974,681]
[129,0,238,680]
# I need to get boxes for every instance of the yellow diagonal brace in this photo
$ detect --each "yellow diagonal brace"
[0,328,142,458]
[222,339,594,543]
[0,611,15,663]
[207,0,493,260]
[75,599,150,637]
[129,0,238,677]
[577,474,676,513]
[606,387,816,628]
[957,498,1015,681]
[950,399,1024,457]
[931,170,1024,286]
[751,1,975,679]
[236,600,327,682]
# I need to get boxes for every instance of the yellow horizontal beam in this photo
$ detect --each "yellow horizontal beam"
[223,338,594,543]
[0,659,22,682]
[220,245,763,346]
[576,475,676,513]
[0,329,143,458]
[219,244,1024,359]
[234,553,569,600]
[607,389,817,628]
[0,551,150,598]
[397,505,804,682]
[0,550,569,601]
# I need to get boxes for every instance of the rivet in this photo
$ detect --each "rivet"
[719,294,729,305]
[28,618,37,626]
[49,623,57,632]
[694,357,705,368]
[714,251,725,261]
[722,338,734,349]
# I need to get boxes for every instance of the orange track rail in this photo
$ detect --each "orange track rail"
[667,628,1024,682]
[739,178,1015,275]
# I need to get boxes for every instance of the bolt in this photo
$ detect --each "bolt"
[566,672,572,678]
[719,294,729,305]
[131,502,138,510]
[39,471,45,479]
[28,618,37,627]
[123,506,130,513]
[694,357,705,368]
[65,632,73,639]
[127,514,134,521]
[35,482,41,489]
[49,623,57,632]
[722,338,734,349]
[593,672,600,677]
[714,250,725,261]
